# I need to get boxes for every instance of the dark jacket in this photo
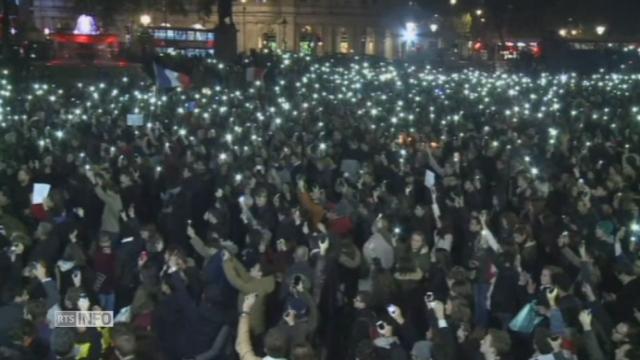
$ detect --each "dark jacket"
[153,273,199,360]
[373,337,409,360]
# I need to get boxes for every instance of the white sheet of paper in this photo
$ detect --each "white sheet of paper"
[127,114,144,126]
[425,169,436,188]
[32,183,51,204]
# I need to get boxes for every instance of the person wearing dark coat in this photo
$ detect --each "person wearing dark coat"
[153,272,200,360]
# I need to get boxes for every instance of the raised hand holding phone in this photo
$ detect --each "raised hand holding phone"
[387,304,404,324]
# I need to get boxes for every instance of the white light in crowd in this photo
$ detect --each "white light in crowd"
[632,223,640,232]
[570,29,578,36]
[531,168,539,176]
[43,27,50,36]
[402,22,418,43]
[140,14,152,26]
[219,153,227,161]
[475,9,483,16]
[430,24,439,33]
[449,0,457,5]
[193,24,204,29]
[596,25,606,36]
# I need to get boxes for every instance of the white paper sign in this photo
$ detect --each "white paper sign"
[32,183,51,204]
[127,114,144,126]
[425,169,436,188]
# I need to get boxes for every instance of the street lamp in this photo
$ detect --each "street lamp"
[449,0,457,5]
[558,28,567,37]
[596,25,606,36]
[140,14,151,26]
[402,22,418,43]
[430,24,439,33]
[475,9,483,16]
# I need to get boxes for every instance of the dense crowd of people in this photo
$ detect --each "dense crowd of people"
[0,54,639,360]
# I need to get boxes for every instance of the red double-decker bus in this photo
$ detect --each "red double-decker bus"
[147,26,216,57]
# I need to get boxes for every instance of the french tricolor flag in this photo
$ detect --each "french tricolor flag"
[153,63,192,90]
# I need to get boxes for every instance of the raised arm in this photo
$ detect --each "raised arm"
[425,147,445,176]
[187,224,218,259]
[235,294,261,360]
[480,212,502,253]
[296,180,326,226]
[312,238,331,305]
[579,310,606,360]
[34,262,60,309]
[222,255,254,294]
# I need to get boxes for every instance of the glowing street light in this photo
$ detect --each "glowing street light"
[450,0,457,5]
[475,9,483,16]
[558,28,567,37]
[596,25,606,36]
[140,14,152,26]
[430,23,439,33]
[402,22,418,43]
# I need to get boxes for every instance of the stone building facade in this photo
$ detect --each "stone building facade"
[231,0,404,58]
[28,0,410,59]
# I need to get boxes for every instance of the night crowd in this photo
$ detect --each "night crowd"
[0,55,638,360]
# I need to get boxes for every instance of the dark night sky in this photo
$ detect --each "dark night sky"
[416,0,640,37]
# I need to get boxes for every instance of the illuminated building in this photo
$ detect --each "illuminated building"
[29,0,418,58]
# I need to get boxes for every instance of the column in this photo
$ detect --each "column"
[348,26,358,53]
[374,28,385,57]
[324,25,334,55]
[285,18,296,51]
[384,29,394,59]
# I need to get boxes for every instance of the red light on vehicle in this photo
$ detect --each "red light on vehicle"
[533,46,542,58]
